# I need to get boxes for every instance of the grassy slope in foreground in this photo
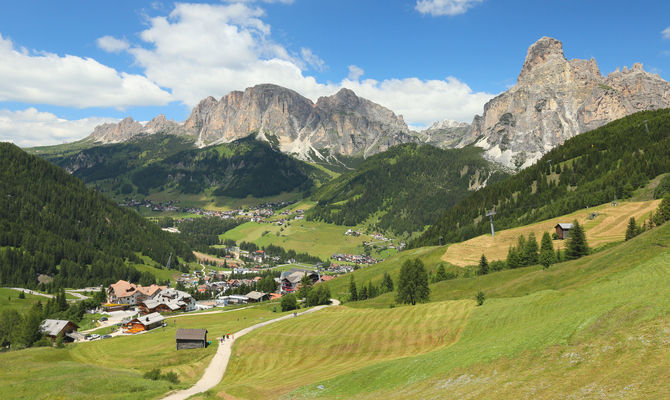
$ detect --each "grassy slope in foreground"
[0,306,291,400]
[193,221,670,399]
[443,198,660,266]
[196,300,474,399]
[287,222,670,399]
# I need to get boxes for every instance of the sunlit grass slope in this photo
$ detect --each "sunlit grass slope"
[201,300,474,399]
[284,222,670,399]
[0,307,291,399]
[443,199,660,266]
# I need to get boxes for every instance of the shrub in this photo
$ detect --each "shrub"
[476,291,485,306]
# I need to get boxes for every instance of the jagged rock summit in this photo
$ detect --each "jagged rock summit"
[458,36,670,169]
[86,84,412,160]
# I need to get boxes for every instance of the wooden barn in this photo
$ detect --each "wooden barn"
[176,328,208,350]
[555,223,574,240]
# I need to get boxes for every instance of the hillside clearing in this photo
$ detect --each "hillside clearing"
[443,199,660,266]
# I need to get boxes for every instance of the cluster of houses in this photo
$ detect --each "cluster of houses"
[331,253,379,265]
[107,280,196,314]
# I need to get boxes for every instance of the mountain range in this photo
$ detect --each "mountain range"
[81,36,670,170]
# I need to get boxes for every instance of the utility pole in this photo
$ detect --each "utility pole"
[486,210,496,237]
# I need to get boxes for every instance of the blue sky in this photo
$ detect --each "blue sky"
[1,0,669,146]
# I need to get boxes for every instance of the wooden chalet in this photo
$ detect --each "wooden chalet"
[175,328,208,350]
[246,291,270,303]
[40,319,79,342]
[124,312,165,334]
[555,223,574,240]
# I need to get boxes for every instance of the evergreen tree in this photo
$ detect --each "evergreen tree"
[298,273,313,299]
[367,281,377,299]
[57,288,68,312]
[396,259,430,305]
[539,231,556,269]
[658,195,670,223]
[381,272,394,293]
[349,275,358,301]
[478,254,489,275]
[506,246,521,269]
[434,264,448,282]
[358,285,368,301]
[566,220,589,260]
[625,217,639,241]
[524,233,539,265]
[21,302,44,348]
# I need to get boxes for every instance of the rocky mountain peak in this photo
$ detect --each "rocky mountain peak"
[452,37,670,170]
[519,37,566,81]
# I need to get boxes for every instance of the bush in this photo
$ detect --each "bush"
[476,291,485,306]
[280,294,297,311]
[144,369,162,381]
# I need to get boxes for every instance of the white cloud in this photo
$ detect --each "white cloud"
[415,0,484,16]
[0,108,118,147]
[126,2,493,126]
[347,65,364,80]
[300,47,326,71]
[663,26,670,39]
[97,35,130,53]
[0,34,171,109]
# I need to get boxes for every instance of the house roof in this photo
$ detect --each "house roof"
[269,293,282,300]
[246,291,267,300]
[555,223,574,230]
[132,312,165,326]
[109,280,137,298]
[176,328,208,341]
[40,319,78,336]
[136,284,166,297]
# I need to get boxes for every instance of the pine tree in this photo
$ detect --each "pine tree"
[434,264,448,282]
[539,231,556,269]
[349,275,358,301]
[625,217,639,241]
[506,246,521,269]
[396,259,430,305]
[566,220,589,260]
[381,272,394,293]
[478,254,489,275]
[524,233,539,265]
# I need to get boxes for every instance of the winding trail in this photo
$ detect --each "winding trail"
[162,299,340,400]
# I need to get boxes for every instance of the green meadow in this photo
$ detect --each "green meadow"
[192,220,670,399]
[0,306,292,399]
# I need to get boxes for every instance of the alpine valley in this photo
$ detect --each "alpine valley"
[2,27,670,400]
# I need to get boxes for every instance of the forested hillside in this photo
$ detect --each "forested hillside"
[0,143,194,288]
[43,134,331,199]
[412,109,670,247]
[307,144,508,235]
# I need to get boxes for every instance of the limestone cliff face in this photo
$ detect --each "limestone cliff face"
[460,37,670,169]
[88,84,411,160]
[414,119,470,148]
[183,84,411,159]
[87,115,181,143]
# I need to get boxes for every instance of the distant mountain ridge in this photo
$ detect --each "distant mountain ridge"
[87,84,412,161]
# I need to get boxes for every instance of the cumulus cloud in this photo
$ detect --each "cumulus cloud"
[663,26,670,39]
[96,35,130,53]
[126,2,493,126]
[0,108,118,147]
[347,65,364,80]
[0,34,171,109]
[415,0,484,16]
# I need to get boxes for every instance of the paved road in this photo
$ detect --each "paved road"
[162,299,340,400]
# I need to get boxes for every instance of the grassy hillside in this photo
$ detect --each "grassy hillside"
[199,300,474,399]
[308,144,508,235]
[220,220,376,261]
[414,109,670,248]
[0,142,193,288]
[41,134,331,202]
[0,288,44,313]
[443,199,660,266]
[196,220,670,399]
[0,306,291,399]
